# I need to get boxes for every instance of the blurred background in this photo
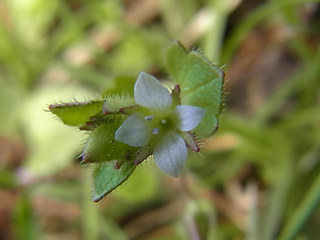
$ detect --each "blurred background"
[0,0,320,239]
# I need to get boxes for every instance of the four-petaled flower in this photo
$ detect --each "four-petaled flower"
[115,72,205,177]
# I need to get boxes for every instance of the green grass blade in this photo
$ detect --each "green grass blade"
[222,0,320,64]
[278,172,320,240]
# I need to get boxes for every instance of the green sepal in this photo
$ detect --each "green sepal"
[179,131,199,152]
[49,100,105,127]
[82,118,138,164]
[92,160,136,202]
[134,144,153,165]
[171,85,181,107]
[167,41,224,137]
[119,105,146,115]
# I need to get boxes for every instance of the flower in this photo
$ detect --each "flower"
[115,72,205,177]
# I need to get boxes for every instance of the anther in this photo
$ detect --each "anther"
[145,115,154,121]
[152,128,159,135]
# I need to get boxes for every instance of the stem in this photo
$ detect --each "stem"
[246,183,259,240]
[263,159,293,240]
[202,0,231,62]
[185,217,202,240]
[82,170,100,240]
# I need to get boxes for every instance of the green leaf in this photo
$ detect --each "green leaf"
[167,41,224,137]
[82,120,138,164]
[92,161,136,202]
[49,100,104,127]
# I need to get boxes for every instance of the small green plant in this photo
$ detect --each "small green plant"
[49,41,224,202]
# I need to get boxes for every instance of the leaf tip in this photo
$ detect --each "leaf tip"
[81,154,91,164]
[48,104,56,112]
[92,195,104,203]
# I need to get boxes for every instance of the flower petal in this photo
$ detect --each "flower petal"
[175,105,206,131]
[134,72,172,110]
[115,114,151,147]
[153,131,188,177]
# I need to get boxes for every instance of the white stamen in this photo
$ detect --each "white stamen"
[145,115,154,121]
[152,128,159,135]
[161,119,166,124]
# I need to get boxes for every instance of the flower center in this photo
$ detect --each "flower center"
[144,114,176,136]
[159,117,173,129]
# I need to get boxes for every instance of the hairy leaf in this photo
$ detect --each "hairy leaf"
[92,161,136,202]
[167,41,224,137]
[82,121,138,164]
[49,100,104,127]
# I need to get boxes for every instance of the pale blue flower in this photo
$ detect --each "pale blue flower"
[115,72,205,177]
